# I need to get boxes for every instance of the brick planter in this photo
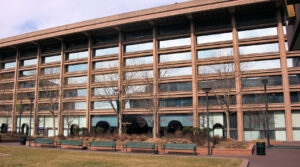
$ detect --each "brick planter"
[211,143,254,156]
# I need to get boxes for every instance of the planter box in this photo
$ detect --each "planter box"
[212,143,254,156]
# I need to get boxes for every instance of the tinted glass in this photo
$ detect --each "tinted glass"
[197,47,233,59]
[160,52,191,63]
[64,102,86,110]
[124,28,152,41]
[242,76,282,88]
[125,56,153,66]
[243,93,284,104]
[19,81,35,88]
[95,47,119,57]
[289,74,300,85]
[160,82,192,92]
[67,63,88,72]
[94,60,118,69]
[197,32,232,44]
[159,37,191,49]
[238,27,277,39]
[160,67,192,77]
[291,92,300,103]
[0,72,15,79]
[199,95,236,105]
[198,79,236,89]
[239,43,279,55]
[68,51,88,60]
[44,55,61,63]
[160,97,192,107]
[125,42,153,53]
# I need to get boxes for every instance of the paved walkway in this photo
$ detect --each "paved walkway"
[1,142,300,167]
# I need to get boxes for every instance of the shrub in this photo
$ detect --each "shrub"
[183,127,192,134]
[95,127,104,134]
[80,128,88,136]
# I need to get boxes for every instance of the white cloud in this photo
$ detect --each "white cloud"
[0,0,191,39]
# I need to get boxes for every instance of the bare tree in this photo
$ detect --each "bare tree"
[0,83,12,132]
[39,77,60,136]
[63,111,76,136]
[198,49,239,139]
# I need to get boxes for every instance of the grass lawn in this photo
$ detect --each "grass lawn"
[0,146,242,167]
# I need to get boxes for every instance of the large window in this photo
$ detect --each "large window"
[159,37,191,49]
[239,43,279,55]
[160,67,192,77]
[124,28,152,41]
[20,70,36,77]
[64,102,86,110]
[126,99,152,109]
[94,73,118,82]
[94,60,118,69]
[43,55,61,63]
[126,70,153,80]
[42,67,60,75]
[39,91,59,99]
[66,63,88,72]
[125,56,153,66]
[93,101,116,109]
[160,52,191,63]
[19,81,35,88]
[3,62,16,69]
[38,103,59,111]
[198,79,236,89]
[160,97,192,107]
[22,58,37,66]
[64,89,87,97]
[238,27,277,39]
[160,82,192,92]
[289,74,300,85]
[67,51,88,60]
[197,32,232,44]
[125,42,153,53]
[241,59,281,71]
[127,85,153,94]
[197,47,233,59]
[95,47,119,57]
[94,87,117,96]
[243,93,284,104]
[242,76,282,88]
[0,72,15,79]
[291,92,300,103]
[198,63,234,74]
[40,79,60,87]
[199,95,236,105]
[66,76,87,84]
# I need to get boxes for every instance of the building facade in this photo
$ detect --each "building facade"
[0,0,299,141]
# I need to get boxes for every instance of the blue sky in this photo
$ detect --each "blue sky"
[0,0,191,39]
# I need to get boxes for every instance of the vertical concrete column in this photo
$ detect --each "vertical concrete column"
[153,26,159,136]
[33,45,41,135]
[12,49,20,133]
[232,14,244,141]
[191,21,199,127]
[58,41,65,136]
[118,31,124,132]
[86,35,93,133]
[277,10,293,141]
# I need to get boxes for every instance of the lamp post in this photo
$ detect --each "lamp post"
[28,96,35,147]
[261,79,270,148]
[202,88,211,155]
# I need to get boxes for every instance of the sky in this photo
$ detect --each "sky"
[0,0,191,40]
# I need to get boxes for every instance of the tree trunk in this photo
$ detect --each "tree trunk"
[53,115,56,137]
[118,113,122,137]
[19,114,22,134]
[226,112,230,139]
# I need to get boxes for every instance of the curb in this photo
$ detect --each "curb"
[240,158,249,167]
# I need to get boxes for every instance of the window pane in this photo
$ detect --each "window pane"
[159,37,191,49]
[126,70,153,80]
[238,27,277,39]
[197,48,233,59]
[94,73,118,82]
[242,76,282,88]
[160,52,191,63]
[160,67,192,77]
[39,91,59,99]
[197,32,232,44]
[20,70,36,77]
[160,97,192,107]
[19,81,35,88]
[289,74,300,85]
[124,28,152,41]
[23,59,37,66]
[287,57,300,68]
[64,89,87,97]
[125,56,153,66]
[198,63,234,74]
[94,60,118,69]
[239,43,279,55]
[42,67,60,75]
[4,62,16,69]
[67,63,88,72]
[291,92,300,103]
[243,93,284,104]
[44,55,61,63]
[0,72,15,79]
[64,102,86,110]
[125,42,153,53]
[127,85,153,94]
[199,96,236,105]
[241,59,280,71]
[125,99,153,109]
[94,87,117,96]
[67,76,87,84]
[68,51,88,60]
[93,101,116,109]
[39,103,58,111]
[160,82,192,92]
[40,79,60,86]
[95,47,119,57]
[198,79,236,89]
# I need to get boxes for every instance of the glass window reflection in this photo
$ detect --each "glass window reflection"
[23,58,37,66]
[159,37,191,49]
[197,32,232,44]
[95,47,119,57]
[20,70,36,77]
[64,102,86,110]
[126,70,153,80]
[94,87,117,96]
[94,73,118,82]
[93,101,116,109]
[242,76,282,88]
[125,42,153,53]
[160,82,192,92]
[67,76,87,84]
[67,63,88,72]
[4,62,16,69]
[127,85,153,94]
[197,47,233,59]
[160,97,192,107]
[94,60,118,69]
[238,27,277,39]
[68,51,88,60]
[243,93,284,104]
[198,63,234,74]
[241,59,280,71]
[160,67,192,77]
[289,74,300,85]
[64,89,87,97]
[42,67,60,75]
[44,55,61,63]
[239,43,279,55]
[125,56,153,66]
[160,52,191,63]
